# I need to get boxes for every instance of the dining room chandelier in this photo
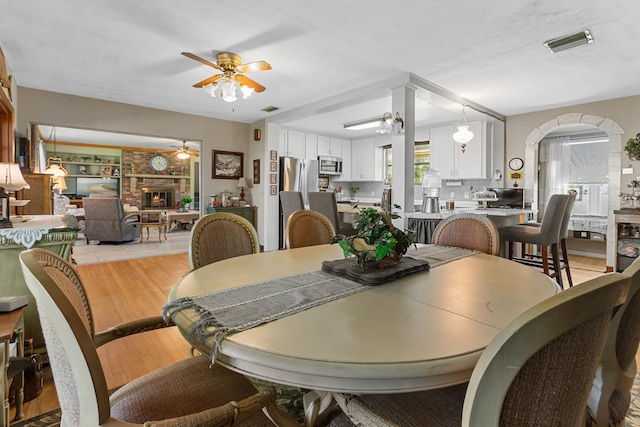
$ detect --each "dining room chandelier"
[452,105,474,153]
[203,74,254,103]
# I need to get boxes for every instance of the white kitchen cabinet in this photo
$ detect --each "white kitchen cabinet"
[317,135,342,157]
[351,138,383,181]
[335,139,352,181]
[304,133,317,161]
[279,130,305,158]
[430,121,492,180]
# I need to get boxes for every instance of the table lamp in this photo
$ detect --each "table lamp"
[237,177,249,201]
[0,163,30,228]
[52,176,67,194]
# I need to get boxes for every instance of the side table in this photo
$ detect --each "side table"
[0,308,25,425]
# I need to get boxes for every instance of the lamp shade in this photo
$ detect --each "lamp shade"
[53,176,67,193]
[44,157,68,177]
[237,177,249,188]
[452,125,474,144]
[0,163,30,191]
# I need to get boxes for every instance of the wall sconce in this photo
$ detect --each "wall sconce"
[253,129,261,141]
[452,105,474,153]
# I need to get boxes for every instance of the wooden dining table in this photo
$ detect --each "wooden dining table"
[167,244,559,426]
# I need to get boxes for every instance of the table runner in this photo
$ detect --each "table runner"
[163,244,477,363]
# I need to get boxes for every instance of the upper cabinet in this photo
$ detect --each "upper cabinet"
[304,133,317,161]
[336,139,352,181]
[317,136,343,157]
[279,129,305,159]
[350,138,383,182]
[430,121,493,180]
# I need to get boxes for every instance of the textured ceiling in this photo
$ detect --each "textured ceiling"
[1,0,639,146]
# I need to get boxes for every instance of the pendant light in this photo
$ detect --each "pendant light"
[452,106,474,153]
[44,127,68,177]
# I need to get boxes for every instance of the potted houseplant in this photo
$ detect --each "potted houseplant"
[625,133,640,161]
[179,196,193,211]
[332,204,416,270]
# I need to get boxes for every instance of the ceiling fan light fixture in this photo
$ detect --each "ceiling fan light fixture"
[177,151,191,160]
[204,82,217,97]
[221,78,237,102]
[240,84,254,99]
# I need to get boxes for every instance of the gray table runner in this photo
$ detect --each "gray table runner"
[163,244,477,363]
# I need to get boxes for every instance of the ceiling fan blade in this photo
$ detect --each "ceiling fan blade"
[236,74,266,93]
[181,52,222,71]
[193,74,222,88]
[236,60,272,73]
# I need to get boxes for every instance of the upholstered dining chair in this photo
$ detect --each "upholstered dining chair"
[499,193,571,288]
[286,210,335,249]
[189,212,260,270]
[19,248,285,427]
[431,213,500,255]
[327,272,630,427]
[308,192,356,236]
[588,257,640,426]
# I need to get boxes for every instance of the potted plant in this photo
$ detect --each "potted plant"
[332,204,416,270]
[625,133,640,161]
[179,196,193,211]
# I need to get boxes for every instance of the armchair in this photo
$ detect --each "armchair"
[83,196,140,243]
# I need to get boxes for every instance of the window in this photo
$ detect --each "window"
[383,141,430,184]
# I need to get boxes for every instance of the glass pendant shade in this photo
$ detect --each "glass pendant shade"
[221,78,237,102]
[453,125,474,144]
[44,157,68,177]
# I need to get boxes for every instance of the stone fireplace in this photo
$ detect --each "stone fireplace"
[141,187,175,210]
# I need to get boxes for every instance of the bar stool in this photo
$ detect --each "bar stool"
[518,193,576,287]
[499,194,571,288]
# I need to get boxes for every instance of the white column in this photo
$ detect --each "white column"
[391,85,416,228]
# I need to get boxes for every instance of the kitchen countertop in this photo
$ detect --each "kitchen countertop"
[406,207,535,220]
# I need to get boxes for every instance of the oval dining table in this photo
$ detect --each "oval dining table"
[168,244,559,426]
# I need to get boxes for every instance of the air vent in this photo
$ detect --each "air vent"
[262,106,280,113]
[544,29,594,53]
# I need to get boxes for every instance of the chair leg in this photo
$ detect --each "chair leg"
[541,245,549,276]
[561,238,573,287]
[551,243,564,289]
[508,242,514,260]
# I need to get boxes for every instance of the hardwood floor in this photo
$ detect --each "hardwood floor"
[11,253,608,422]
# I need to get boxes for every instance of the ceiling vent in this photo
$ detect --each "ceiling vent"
[262,106,280,113]
[544,29,594,53]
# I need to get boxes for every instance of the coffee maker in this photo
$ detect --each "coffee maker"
[421,169,442,213]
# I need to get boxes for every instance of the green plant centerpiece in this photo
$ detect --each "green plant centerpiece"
[625,133,640,161]
[179,196,193,210]
[332,204,416,270]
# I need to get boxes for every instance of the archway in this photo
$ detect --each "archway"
[523,113,623,271]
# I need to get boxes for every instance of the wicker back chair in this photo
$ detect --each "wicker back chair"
[431,213,500,255]
[286,210,335,249]
[328,273,630,427]
[189,213,260,270]
[589,257,640,426]
[19,248,281,427]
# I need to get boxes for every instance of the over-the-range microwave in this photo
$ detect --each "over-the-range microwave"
[318,156,342,175]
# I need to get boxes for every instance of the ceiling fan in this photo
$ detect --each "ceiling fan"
[172,140,198,159]
[182,51,271,102]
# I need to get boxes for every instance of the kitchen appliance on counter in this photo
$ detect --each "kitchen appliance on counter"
[279,156,319,248]
[421,169,442,213]
[486,188,525,209]
[318,156,342,175]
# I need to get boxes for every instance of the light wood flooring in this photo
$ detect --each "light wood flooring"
[11,253,608,422]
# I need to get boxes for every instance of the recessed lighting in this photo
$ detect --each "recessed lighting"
[544,29,594,53]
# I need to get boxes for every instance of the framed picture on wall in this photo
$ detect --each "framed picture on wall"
[253,159,260,184]
[270,161,277,172]
[270,185,277,195]
[213,150,244,179]
[100,166,112,177]
[270,173,277,184]
[270,150,277,161]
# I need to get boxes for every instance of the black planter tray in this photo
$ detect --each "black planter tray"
[321,256,430,286]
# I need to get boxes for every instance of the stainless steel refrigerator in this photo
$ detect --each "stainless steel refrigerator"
[279,157,318,248]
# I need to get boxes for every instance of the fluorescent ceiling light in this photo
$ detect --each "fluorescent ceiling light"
[544,29,594,53]
[343,118,383,131]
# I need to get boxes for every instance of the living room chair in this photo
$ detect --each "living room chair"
[588,257,640,426]
[431,213,500,255]
[189,212,260,270]
[327,272,630,426]
[82,196,140,243]
[308,192,356,236]
[286,210,335,249]
[499,193,571,288]
[19,248,285,427]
